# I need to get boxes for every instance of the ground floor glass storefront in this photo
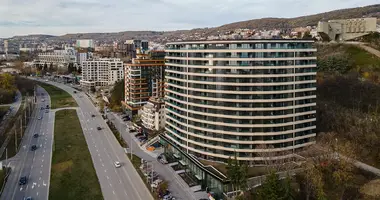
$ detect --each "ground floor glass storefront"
[160,135,229,200]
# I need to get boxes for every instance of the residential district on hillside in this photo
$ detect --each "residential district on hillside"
[0,15,380,200]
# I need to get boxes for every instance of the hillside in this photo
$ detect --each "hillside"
[5,4,380,42]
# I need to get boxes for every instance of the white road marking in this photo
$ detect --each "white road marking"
[39,177,41,180]
[40,170,42,174]
[19,187,22,191]
[113,190,115,195]
[98,153,100,156]
[43,181,47,186]
[104,169,107,172]
[41,165,43,168]
[119,180,122,184]
[42,159,44,162]
[37,192,39,196]
[42,154,45,157]
[26,185,28,190]
[99,158,102,162]
[106,176,109,180]
[96,149,98,152]
[33,157,35,161]
[31,165,33,169]
[43,150,45,153]
[42,132,45,135]
[38,184,40,187]
[102,163,104,167]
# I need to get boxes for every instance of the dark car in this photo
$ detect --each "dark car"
[19,176,27,185]
[40,107,44,110]
[46,105,49,109]
[24,197,32,200]
[33,134,38,138]
[97,127,102,130]
[92,114,95,117]
[73,91,77,93]
[31,145,37,151]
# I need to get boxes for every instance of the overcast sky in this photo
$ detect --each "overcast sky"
[0,0,378,38]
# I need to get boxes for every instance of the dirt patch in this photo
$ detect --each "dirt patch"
[360,179,380,198]
[52,160,73,173]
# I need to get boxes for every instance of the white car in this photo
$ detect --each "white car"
[41,99,45,102]
[38,117,42,120]
[114,161,121,168]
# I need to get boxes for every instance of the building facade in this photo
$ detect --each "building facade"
[37,47,77,67]
[317,18,377,42]
[122,49,165,115]
[141,97,166,131]
[163,40,317,166]
[80,58,124,89]
[76,39,95,49]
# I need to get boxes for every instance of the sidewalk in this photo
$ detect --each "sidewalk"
[106,112,198,200]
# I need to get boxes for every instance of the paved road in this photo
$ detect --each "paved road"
[106,113,200,200]
[33,79,154,200]
[1,86,53,200]
[0,90,22,135]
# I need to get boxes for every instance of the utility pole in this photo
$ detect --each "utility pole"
[130,135,133,161]
[15,129,17,152]
[20,117,22,134]
[5,148,8,173]
[151,162,154,192]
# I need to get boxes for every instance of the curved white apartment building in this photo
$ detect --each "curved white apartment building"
[164,40,317,165]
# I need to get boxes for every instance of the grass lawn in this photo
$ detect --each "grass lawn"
[38,83,77,109]
[49,110,103,200]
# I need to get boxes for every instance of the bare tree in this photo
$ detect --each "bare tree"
[256,144,294,173]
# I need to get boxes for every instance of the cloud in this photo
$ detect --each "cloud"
[0,0,378,38]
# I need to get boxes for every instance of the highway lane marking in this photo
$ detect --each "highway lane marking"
[33,157,35,161]
[104,169,107,172]
[42,154,44,157]
[40,170,42,174]
[37,192,39,196]
[41,165,43,168]
[42,159,44,162]
[31,165,33,169]
[39,177,41,180]
[26,185,28,190]
[38,184,40,187]
[20,187,22,191]
[106,176,109,180]
[119,180,122,184]
[98,153,100,156]
[110,183,112,187]
[113,190,115,195]
[102,163,104,167]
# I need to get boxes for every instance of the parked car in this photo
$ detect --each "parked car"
[33,133,38,138]
[30,145,37,151]
[37,116,42,120]
[19,176,27,185]
[45,110,49,113]
[24,197,32,200]
[41,99,45,102]
[92,114,95,117]
[73,91,77,93]
[97,127,102,130]
[46,105,49,109]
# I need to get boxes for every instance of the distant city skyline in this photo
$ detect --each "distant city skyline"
[0,0,378,38]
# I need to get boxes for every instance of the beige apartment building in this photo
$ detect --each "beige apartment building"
[317,17,377,41]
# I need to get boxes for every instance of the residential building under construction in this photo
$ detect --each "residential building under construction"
[122,49,165,115]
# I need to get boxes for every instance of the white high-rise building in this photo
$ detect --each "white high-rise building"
[76,39,94,49]
[80,58,124,89]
